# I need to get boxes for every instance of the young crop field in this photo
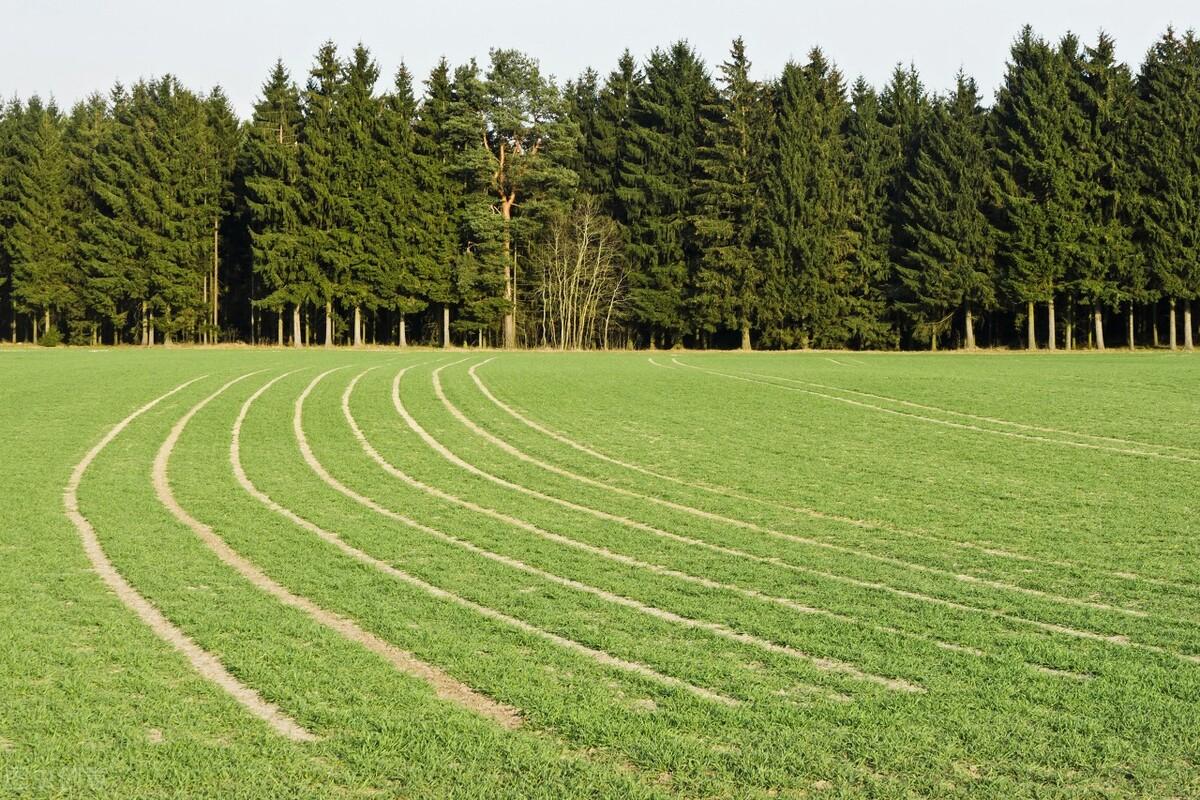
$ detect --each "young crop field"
[2,347,1199,798]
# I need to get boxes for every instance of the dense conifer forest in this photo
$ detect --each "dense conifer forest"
[2,25,1198,351]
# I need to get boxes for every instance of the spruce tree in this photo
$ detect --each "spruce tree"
[414,58,461,345]
[594,51,642,224]
[338,44,382,346]
[1065,33,1139,350]
[373,63,440,345]
[202,87,240,343]
[691,37,769,349]
[63,94,112,343]
[896,74,997,349]
[78,85,143,342]
[878,64,932,324]
[5,97,75,341]
[844,79,899,348]
[992,27,1076,350]
[241,60,307,346]
[298,41,352,346]
[761,50,860,348]
[617,41,714,347]
[1134,28,1200,351]
[0,99,21,341]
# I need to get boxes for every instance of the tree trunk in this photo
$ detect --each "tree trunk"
[292,304,302,348]
[501,198,516,349]
[1152,304,1160,348]
[1093,302,1105,351]
[1185,298,1195,352]
[277,314,284,347]
[212,217,219,344]
[1127,304,1136,351]
[1169,298,1178,351]
[930,330,938,351]
[149,312,155,347]
[1026,300,1036,350]
[201,274,208,344]
[323,300,333,347]
[353,306,362,347]
[32,315,39,343]
[399,316,407,348]
[964,304,976,350]
[442,304,450,348]
[740,323,751,351]
[141,301,148,346]
[1047,297,1057,351]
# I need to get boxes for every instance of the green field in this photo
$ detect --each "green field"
[2,347,1198,799]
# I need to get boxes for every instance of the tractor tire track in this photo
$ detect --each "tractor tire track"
[234,370,740,707]
[65,374,317,742]
[154,372,522,730]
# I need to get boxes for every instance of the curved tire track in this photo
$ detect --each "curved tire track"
[235,370,735,707]
[433,361,1200,666]
[294,369,740,706]
[64,375,317,743]
[471,360,1198,598]
[350,367,926,692]
[154,371,522,731]
[673,358,1200,466]
[434,363,1151,623]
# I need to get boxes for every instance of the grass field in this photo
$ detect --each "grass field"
[2,347,1198,798]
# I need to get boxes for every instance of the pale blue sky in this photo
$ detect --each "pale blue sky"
[4,0,1196,115]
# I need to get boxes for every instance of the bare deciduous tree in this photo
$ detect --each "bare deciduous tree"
[531,197,625,349]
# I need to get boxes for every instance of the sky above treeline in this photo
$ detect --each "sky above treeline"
[4,0,1197,116]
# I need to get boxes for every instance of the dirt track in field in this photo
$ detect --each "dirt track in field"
[64,375,317,742]
[154,372,523,731]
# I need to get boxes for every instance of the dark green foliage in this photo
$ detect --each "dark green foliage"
[992,28,1076,323]
[413,58,461,323]
[617,41,715,346]
[845,80,900,349]
[1134,29,1200,307]
[298,42,353,341]
[241,60,307,332]
[2,27,1199,350]
[3,98,76,336]
[896,74,997,348]
[761,50,861,349]
[691,38,769,347]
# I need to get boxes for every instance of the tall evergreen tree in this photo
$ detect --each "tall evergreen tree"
[1066,32,1139,350]
[338,44,382,346]
[1135,28,1200,351]
[202,87,240,343]
[78,85,142,342]
[844,79,899,348]
[594,51,642,224]
[992,27,1077,350]
[691,37,769,349]
[373,63,439,345]
[241,60,307,346]
[896,74,997,349]
[298,41,352,346]
[414,58,461,345]
[0,99,19,342]
[5,97,75,341]
[617,41,715,347]
[762,50,861,348]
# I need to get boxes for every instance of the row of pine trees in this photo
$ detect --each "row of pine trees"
[2,26,1199,350]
